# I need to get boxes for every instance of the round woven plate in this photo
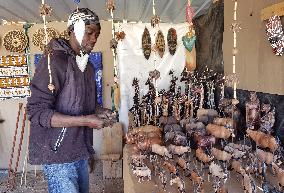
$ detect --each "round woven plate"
[3,30,28,53]
[32,27,59,51]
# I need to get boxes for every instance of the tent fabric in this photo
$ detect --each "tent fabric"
[0,0,211,24]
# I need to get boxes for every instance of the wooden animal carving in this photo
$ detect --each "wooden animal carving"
[231,160,245,174]
[272,162,284,190]
[168,144,190,155]
[206,124,232,139]
[256,148,276,165]
[209,161,226,179]
[133,167,151,182]
[189,170,204,187]
[240,170,256,193]
[213,117,233,128]
[163,161,177,174]
[196,148,214,163]
[170,176,186,193]
[177,157,188,170]
[151,144,172,158]
[224,146,246,159]
[217,186,228,193]
[211,147,232,162]
[195,135,216,148]
[246,129,278,152]
[227,143,251,151]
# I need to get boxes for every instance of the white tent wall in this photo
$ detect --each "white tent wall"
[117,22,188,132]
[0,21,113,170]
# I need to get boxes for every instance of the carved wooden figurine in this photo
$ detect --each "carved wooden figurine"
[246,129,278,152]
[211,147,232,162]
[196,148,214,163]
[206,124,232,139]
[272,162,284,191]
[245,92,260,129]
[170,176,186,193]
[260,103,275,134]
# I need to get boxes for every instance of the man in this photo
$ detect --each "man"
[27,8,115,193]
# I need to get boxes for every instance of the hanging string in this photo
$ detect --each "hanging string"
[23,24,33,80]
[40,0,54,92]
[110,8,118,77]
[232,0,238,99]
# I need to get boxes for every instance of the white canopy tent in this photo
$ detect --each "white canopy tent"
[0,0,212,23]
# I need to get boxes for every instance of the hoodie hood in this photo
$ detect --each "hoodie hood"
[47,38,76,57]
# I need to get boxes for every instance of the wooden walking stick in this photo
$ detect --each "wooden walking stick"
[20,121,30,187]
[7,103,23,189]
[12,107,27,184]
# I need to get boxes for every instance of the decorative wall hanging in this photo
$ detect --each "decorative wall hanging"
[3,30,28,53]
[0,55,30,99]
[39,3,52,16]
[183,24,196,71]
[183,0,196,71]
[142,27,152,60]
[167,28,177,55]
[89,52,103,107]
[265,15,284,56]
[155,30,165,58]
[115,31,125,41]
[59,30,70,40]
[32,27,59,51]
[151,15,160,28]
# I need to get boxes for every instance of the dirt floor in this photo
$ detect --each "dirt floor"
[0,160,123,193]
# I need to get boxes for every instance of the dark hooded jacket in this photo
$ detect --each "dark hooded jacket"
[27,38,99,165]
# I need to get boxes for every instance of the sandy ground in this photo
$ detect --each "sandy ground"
[0,160,123,193]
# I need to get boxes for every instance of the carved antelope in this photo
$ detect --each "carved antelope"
[240,170,256,193]
[209,161,226,180]
[168,144,191,155]
[163,161,177,176]
[196,148,214,163]
[151,144,172,158]
[170,176,186,193]
[211,147,232,162]
[246,129,278,152]
[206,124,232,139]
[272,162,284,191]
[188,169,204,192]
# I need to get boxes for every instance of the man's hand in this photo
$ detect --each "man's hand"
[97,110,117,127]
[83,114,104,129]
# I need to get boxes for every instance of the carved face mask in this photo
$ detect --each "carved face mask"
[142,27,151,60]
[167,28,177,55]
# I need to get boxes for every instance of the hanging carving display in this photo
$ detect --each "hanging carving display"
[183,0,196,71]
[3,30,28,53]
[151,15,160,28]
[115,31,126,41]
[59,30,70,40]
[142,27,151,60]
[183,24,196,71]
[155,30,165,58]
[167,28,177,55]
[39,3,52,16]
[32,27,59,51]
[265,15,284,56]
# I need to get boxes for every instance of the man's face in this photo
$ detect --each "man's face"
[81,24,100,54]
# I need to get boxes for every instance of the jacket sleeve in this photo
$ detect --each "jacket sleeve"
[27,52,67,128]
